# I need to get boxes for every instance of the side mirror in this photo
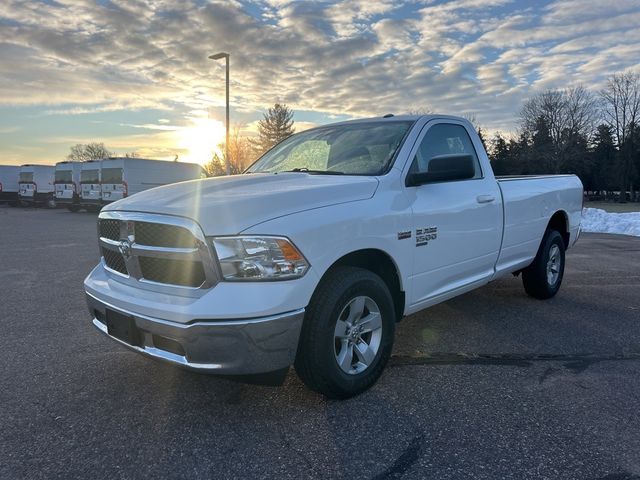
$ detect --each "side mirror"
[406,154,476,187]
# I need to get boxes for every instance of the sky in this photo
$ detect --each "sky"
[1,0,639,166]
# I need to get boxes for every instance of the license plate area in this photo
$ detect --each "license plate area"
[106,309,142,347]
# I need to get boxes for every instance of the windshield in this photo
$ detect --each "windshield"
[101,167,123,183]
[55,170,73,183]
[81,169,99,183]
[19,172,33,182]
[247,121,414,175]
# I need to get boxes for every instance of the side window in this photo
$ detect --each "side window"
[409,123,482,179]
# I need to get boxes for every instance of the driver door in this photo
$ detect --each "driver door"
[405,121,502,307]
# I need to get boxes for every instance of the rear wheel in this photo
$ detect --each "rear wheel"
[295,266,395,399]
[46,194,56,209]
[522,229,565,299]
[67,204,80,212]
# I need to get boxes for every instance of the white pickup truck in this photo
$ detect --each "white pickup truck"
[84,115,583,398]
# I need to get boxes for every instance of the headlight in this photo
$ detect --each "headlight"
[211,236,309,281]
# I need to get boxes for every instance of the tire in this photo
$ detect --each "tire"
[46,195,56,209]
[522,229,565,299]
[294,266,396,399]
[67,204,80,212]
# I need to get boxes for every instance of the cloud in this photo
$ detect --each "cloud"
[0,0,639,151]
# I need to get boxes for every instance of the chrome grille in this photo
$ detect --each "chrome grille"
[135,222,196,248]
[139,257,205,287]
[97,212,219,290]
[102,247,127,275]
[99,219,120,241]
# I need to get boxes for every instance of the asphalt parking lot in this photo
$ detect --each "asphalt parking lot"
[1,206,640,480]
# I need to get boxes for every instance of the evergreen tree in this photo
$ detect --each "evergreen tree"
[590,124,617,195]
[255,103,295,154]
[488,133,510,175]
[531,115,555,173]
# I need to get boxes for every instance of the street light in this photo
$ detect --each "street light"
[208,52,230,175]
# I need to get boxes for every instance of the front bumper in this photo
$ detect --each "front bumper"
[86,292,305,374]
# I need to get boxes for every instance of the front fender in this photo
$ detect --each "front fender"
[241,193,412,302]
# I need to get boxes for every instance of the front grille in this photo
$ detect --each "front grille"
[99,219,120,241]
[139,257,205,287]
[97,214,215,289]
[102,247,128,275]
[135,222,196,248]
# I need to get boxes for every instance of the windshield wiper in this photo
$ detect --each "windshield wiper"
[282,167,345,175]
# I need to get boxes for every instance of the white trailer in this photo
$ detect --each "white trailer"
[100,158,203,204]
[80,160,102,211]
[0,165,20,206]
[54,161,82,211]
[18,164,56,207]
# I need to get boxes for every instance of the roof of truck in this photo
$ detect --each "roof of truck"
[320,114,470,127]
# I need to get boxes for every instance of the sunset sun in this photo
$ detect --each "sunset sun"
[178,118,225,165]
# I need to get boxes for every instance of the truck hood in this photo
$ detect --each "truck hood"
[103,173,379,235]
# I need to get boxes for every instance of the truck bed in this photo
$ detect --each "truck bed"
[494,174,583,278]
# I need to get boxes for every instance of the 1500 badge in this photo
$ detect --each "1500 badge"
[416,226,437,246]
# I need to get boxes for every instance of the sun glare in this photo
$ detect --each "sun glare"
[178,118,225,165]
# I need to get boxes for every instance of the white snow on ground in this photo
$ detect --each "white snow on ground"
[581,208,640,237]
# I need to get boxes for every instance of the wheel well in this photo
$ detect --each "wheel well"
[328,249,405,322]
[548,210,569,248]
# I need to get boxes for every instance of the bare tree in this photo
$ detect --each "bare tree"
[565,86,599,139]
[600,72,640,201]
[205,126,256,177]
[520,86,597,173]
[67,142,112,162]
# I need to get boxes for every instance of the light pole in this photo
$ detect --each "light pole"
[208,52,230,175]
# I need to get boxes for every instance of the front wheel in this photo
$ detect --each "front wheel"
[294,266,396,399]
[522,229,565,299]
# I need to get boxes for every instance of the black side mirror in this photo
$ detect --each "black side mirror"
[406,154,476,187]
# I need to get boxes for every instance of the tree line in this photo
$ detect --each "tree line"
[64,71,640,204]
[488,71,640,202]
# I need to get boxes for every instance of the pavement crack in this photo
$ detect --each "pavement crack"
[389,352,640,369]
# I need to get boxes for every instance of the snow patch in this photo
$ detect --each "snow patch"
[581,208,640,237]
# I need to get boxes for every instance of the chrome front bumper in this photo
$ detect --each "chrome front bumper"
[86,292,305,375]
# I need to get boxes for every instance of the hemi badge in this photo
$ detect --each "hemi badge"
[397,231,412,240]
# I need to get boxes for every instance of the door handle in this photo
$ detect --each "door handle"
[476,194,496,204]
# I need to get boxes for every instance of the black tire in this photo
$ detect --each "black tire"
[294,266,396,399]
[67,204,80,212]
[522,229,565,299]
